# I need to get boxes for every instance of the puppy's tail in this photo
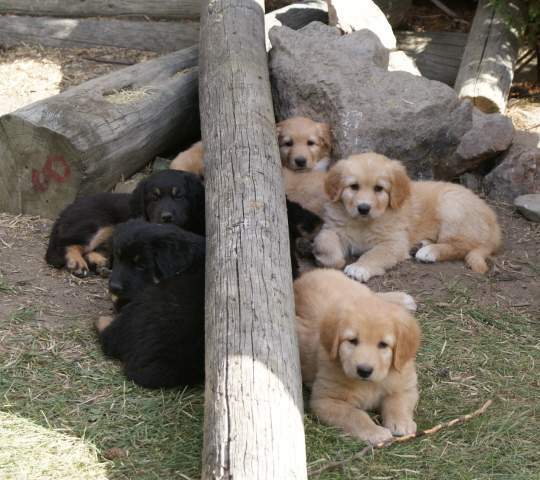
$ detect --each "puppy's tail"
[465,223,502,275]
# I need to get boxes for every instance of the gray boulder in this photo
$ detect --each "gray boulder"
[434,108,515,180]
[269,23,472,179]
[482,145,540,202]
[514,194,540,223]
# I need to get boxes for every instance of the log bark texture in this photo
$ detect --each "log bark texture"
[0,46,200,219]
[0,0,200,20]
[395,31,467,85]
[0,16,199,52]
[454,0,525,113]
[199,0,306,478]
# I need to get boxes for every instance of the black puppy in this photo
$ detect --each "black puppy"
[45,193,132,277]
[108,219,205,311]
[131,169,205,236]
[94,269,205,388]
[286,199,322,279]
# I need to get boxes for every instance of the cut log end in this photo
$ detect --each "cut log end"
[0,114,83,219]
[460,95,501,115]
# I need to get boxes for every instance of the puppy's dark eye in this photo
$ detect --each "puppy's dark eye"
[151,195,159,202]
[348,338,358,346]
[374,185,383,193]
[284,141,293,147]
[378,341,388,349]
[175,193,184,200]
[307,140,315,146]
[350,183,359,191]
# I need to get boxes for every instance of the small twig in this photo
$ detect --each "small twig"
[429,0,469,24]
[307,400,493,477]
[83,57,135,66]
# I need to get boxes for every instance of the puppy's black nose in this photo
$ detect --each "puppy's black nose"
[295,157,307,168]
[357,204,371,216]
[161,212,173,223]
[108,280,123,295]
[357,365,373,379]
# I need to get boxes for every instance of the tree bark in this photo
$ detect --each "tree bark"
[454,0,525,113]
[199,0,306,479]
[0,0,200,20]
[0,46,200,219]
[0,15,199,52]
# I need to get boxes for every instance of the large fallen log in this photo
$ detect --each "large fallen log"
[200,0,306,478]
[0,16,200,52]
[0,0,201,20]
[0,1,330,219]
[454,0,525,113]
[0,46,201,219]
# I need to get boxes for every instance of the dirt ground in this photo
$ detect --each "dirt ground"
[1,2,540,331]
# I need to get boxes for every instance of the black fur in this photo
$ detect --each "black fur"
[97,270,205,388]
[108,219,205,311]
[45,193,132,276]
[286,199,322,279]
[131,169,205,236]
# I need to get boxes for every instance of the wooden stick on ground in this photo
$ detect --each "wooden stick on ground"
[307,400,493,477]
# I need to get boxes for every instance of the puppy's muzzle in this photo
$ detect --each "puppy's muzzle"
[356,364,374,379]
[108,280,123,296]
[357,203,371,216]
[294,157,307,169]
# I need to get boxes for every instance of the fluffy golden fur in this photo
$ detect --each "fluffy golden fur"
[313,152,501,282]
[169,141,205,185]
[276,117,332,172]
[282,167,328,219]
[294,268,420,444]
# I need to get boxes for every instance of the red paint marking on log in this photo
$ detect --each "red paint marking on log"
[31,155,71,193]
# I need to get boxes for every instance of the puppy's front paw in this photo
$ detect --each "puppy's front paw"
[362,425,394,445]
[383,417,417,437]
[344,264,371,283]
[415,245,437,263]
[66,259,89,278]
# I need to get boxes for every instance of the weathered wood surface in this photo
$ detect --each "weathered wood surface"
[395,31,467,85]
[0,0,200,20]
[199,0,307,478]
[454,0,525,113]
[0,16,199,52]
[0,46,200,219]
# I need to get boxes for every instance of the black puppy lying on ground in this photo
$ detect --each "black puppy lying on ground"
[94,268,205,389]
[45,169,205,277]
[108,219,205,312]
[131,169,205,236]
[45,193,132,277]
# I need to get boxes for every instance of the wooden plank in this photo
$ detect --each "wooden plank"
[199,0,307,478]
[0,16,199,52]
[0,0,200,20]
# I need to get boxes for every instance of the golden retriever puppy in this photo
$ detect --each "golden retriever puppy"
[294,269,420,444]
[282,167,328,219]
[313,152,501,282]
[276,117,332,172]
[170,141,204,184]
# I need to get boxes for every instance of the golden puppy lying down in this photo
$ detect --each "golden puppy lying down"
[294,269,420,444]
[314,152,501,282]
[170,141,204,184]
[276,116,332,172]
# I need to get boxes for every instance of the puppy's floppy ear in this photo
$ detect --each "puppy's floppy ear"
[324,160,345,202]
[184,172,206,224]
[392,310,420,373]
[276,121,283,138]
[152,230,189,279]
[130,178,150,220]
[389,160,411,210]
[319,301,350,361]
[317,122,332,156]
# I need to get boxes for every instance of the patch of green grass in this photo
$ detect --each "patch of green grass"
[0,311,204,480]
[1,282,539,479]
